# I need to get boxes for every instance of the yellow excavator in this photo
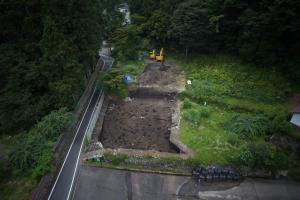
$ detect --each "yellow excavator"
[149,49,156,59]
[155,48,164,62]
[149,48,164,62]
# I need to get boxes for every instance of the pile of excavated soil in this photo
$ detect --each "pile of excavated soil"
[137,62,180,86]
[100,93,178,153]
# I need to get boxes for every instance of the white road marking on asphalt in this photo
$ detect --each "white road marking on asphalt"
[68,55,112,200]
[176,178,190,200]
[198,191,241,200]
[66,89,103,200]
[70,161,82,200]
[48,86,97,200]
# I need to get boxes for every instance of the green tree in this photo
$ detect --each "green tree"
[112,25,142,61]
[169,0,217,56]
[98,68,128,98]
[0,0,105,135]
[144,10,169,46]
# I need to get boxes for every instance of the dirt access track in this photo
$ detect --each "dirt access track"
[99,61,183,153]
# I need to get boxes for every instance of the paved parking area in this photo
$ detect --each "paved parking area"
[73,166,300,200]
[73,166,189,200]
[197,178,300,200]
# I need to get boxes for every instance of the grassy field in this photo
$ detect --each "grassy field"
[180,104,237,165]
[168,54,299,170]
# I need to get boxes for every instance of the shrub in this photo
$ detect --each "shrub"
[199,106,211,118]
[111,154,128,166]
[9,138,40,171]
[269,151,289,171]
[270,112,292,134]
[9,108,72,172]
[103,152,128,165]
[182,109,202,127]
[225,114,270,139]
[36,107,73,139]
[236,143,289,172]
[31,149,54,180]
[183,106,210,126]
[183,98,193,109]
[0,160,8,179]
[227,133,240,146]
[98,68,128,98]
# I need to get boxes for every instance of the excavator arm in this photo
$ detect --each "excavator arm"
[155,48,164,62]
[149,50,156,59]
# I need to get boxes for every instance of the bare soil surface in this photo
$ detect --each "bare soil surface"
[137,62,181,87]
[99,62,181,153]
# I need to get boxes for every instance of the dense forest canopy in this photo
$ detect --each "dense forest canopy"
[0,1,122,197]
[0,0,122,135]
[126,0,300,78]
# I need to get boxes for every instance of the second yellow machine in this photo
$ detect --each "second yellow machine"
[149,48,164,62]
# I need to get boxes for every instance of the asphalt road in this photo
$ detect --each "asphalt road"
[73,167,300,200]
[48,87,103,200]
[48,50,112,200]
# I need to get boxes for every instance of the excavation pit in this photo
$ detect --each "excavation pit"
[99,90,179,153]
[97,61,185,154]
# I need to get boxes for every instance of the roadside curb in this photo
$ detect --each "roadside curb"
[85,163,191,176]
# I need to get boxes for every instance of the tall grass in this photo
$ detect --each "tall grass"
[170,54,291,107]
[170,54,295,168]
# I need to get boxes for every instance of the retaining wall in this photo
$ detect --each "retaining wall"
[31,58,104,200]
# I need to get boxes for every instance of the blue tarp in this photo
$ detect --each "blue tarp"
[123,75,133,85]
[290,114,300,127]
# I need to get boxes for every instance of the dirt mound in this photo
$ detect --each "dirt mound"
[137,62,180,86]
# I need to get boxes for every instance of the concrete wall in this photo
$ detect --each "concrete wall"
[86,92,105,140]
[31,57,104,200]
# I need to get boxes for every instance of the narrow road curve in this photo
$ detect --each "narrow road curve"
[48,51,112,200]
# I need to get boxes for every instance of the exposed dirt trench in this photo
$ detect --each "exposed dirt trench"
[99,61,183,153]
